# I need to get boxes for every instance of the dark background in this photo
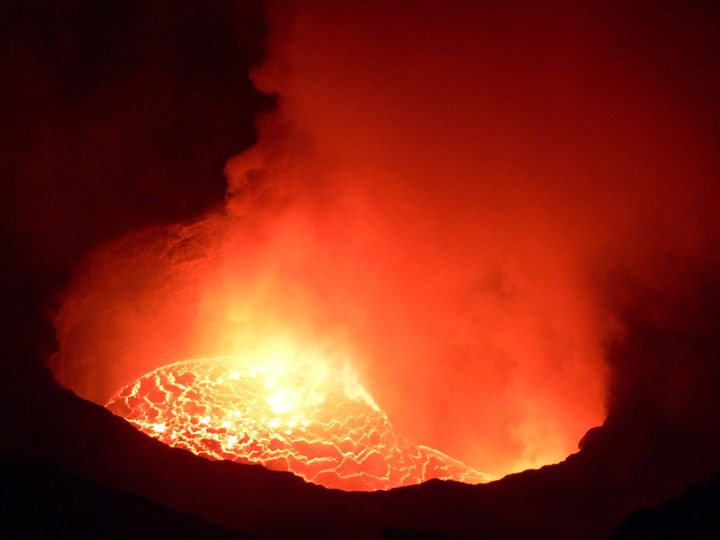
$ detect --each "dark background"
[1,1,720,538]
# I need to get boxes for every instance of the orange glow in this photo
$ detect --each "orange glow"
[107,355,491,490]
[57,2,720,479]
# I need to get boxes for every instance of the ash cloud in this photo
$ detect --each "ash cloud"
[46,1,720,476]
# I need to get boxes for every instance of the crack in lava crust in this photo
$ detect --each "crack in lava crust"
[106,357,492,490]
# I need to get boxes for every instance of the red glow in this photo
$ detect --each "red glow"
[53,2,720,479]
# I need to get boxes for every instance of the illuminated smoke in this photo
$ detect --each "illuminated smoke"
[50,2,720,477]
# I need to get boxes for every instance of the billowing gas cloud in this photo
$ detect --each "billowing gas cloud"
[50,1,720,475]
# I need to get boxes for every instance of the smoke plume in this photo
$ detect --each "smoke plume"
[50,1,720,475]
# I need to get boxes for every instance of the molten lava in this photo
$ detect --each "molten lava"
[107,356,491,491]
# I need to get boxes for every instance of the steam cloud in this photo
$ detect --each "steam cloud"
[50,1,720,475]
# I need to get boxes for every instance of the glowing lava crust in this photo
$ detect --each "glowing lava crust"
[107,356,491,491]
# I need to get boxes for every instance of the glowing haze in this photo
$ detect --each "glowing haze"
[50,1,718,477]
